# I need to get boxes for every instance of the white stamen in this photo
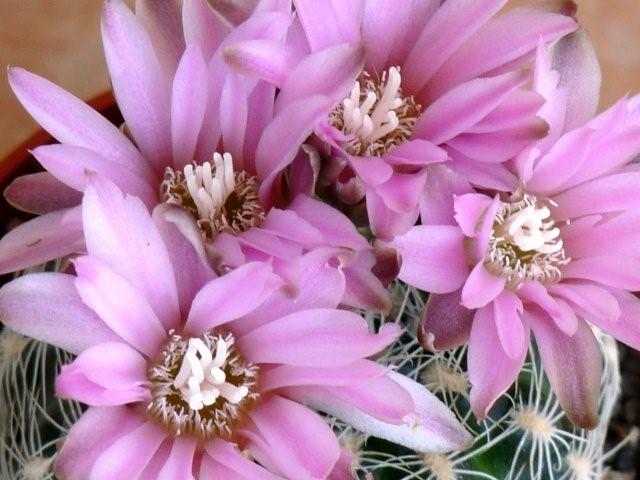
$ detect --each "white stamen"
[173,337,249,411]
[502,204,563,255]
[342,66,405,146]
[183,153,237,222]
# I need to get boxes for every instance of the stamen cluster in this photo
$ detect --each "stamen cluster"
[147,331,259,440]
[329,67,422,157]
[161,153,265,241]
[485,194,570,287]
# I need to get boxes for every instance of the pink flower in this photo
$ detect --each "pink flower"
[0,177,471,479]
[1,0,389,312]
[224,0,577,239]
[392,38,640,429]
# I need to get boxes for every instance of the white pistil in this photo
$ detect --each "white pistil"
[343,66,403,145]
[502,205,563,255]
[183,153,235,222]
[173,338,249,411]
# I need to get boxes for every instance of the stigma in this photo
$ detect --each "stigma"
[330,67,421,157]
[161,153,265,241]
[485,194,570,287]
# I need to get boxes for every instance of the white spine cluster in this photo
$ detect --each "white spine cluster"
[343,67,403,145]
[173,338,249,411]
[183,152,235,222]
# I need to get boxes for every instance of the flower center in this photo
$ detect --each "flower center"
[160,153,266,241]
[329,66,422,157]
[485,194,569,287]
[146,331,259,440]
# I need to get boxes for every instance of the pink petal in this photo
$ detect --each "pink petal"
[157,437,197,480]
[493,290,526,360]
[60,342,147,392]
[525,127,594,194]
[0,273,119,355]
[7,67,150,178]
[385,139,448,166]
[548,282,621,323]
[287,189,378,250]
[82,177,180,330]
[260,360,387,391]
[347,154,394,187]
[260,208,324,246]
[183,0,232,61]
[135,0,185,78]
[231,248,347,336]
[342,254,392,314]
[243,82,277,173]
[90,421,168,480]
[31,144,157,207]
[468,305,527,420]
[54,407,144,480]
[276,43,365,111]
[0,207,83,275]
[426,8,576,98]
[220,73,249,166]
[367,189,421,240]
[530,308,602,429]
[257,96,335,206]
[75,256,167,357]
[393,225,468,294]
[288,371,472,453]
[209,0,260,25]
[561,255,640,291]
[453,193,493,237]
[152,206,215,319]
[292,0,362,51]
[402,0,508,95]
[4,172,82,215]
[419,164,473,226]
[590,289,640,351]
[552,172,640,220]
[185,262,280,335]
[139,442,172,480]
[375,170,429,214]
[223,39,301,87]
[238,309,400,367]
[101,0,172,171]
[246,395,341,480]
[413,70,529,145]
[552,29,601,131]
[205,440,277,480]
[171,44,209,168]
[518,281,578,336]
[314,374,415,424]
[420,290,474,350]
[328,450,357,480]
[461,262,506,309]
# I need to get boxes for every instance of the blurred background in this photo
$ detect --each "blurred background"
[1,1,640,160]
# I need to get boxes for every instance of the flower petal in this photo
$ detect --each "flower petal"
[101,0,172,170]
[171,43,209,168]
[292,0,362,51]
[206,440,277,480]
[0,207,83,275]
[82,176,180,330]
[184,262,280,335]
[420,290,474,350]
[90,421,168,480]
[157,437,197,480]
[75,256,167,357]
[4,172,82,215]
[183,0,232,61]
[530,308,602,429]
[31,144,157,207]
[393,225,468,294]
[246,395,341,480]
[461,262,506,309]
[468,305,528,420]
[0,273,119,355]
[493,290,525,360]
[7,67,149,177]
[54,407,144,480]
[238,309,400,367]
